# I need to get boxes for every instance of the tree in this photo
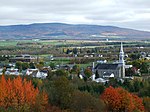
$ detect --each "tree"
[123,79,134,92]
[48,76,74,109]
[143,97,150,112]
[139,79,150,97]
[36,63,44,70]
[101,86,145,112]
[72,48,78,55]
[15,61,22,71]
[66,49,71,54]
[15,62,29,71]
[133,80,141,92]
[0,75,48,111]
[72,65,80,74]
[125,68,134,76]
[105,78,118,87]
[21,62,29,70]
[131,60,142,69]
[45,104,63,112]
[130,53,141,60]
[49,62,55,70]
[29,62,35,69]
[55,69,69,77]
[84,68,92,78]
[70,91,105,112]
[140,62,149,74]
[2,67,6,74]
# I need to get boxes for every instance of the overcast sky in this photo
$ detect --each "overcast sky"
[0,0,150,31]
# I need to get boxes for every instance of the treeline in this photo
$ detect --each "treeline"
[0,69,150,112]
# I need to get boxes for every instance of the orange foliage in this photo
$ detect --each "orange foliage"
[101,86,145,112]
[0,75,48,111]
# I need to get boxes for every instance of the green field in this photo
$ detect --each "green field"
[0,41,18,46]
[0,40,149,48]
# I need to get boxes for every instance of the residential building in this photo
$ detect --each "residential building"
[10,54,36,63]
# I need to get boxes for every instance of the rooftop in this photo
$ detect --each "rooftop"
[95,63,119,70]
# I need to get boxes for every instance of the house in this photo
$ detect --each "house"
[31,70,48,79]
[26,69,38,75]
[5,68,20,75]
[97,60,107,64]
[59,64,74,71]
[10,54,36,63]
[26,68,48,79]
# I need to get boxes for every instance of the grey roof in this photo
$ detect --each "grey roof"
[95,64,119,70]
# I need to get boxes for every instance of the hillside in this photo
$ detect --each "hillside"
[0,23,150,40]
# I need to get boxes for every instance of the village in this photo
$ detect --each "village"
[0,42,149,84]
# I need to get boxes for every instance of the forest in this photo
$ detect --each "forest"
[0,71,149,112]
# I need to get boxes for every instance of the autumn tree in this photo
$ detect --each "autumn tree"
[101,86,145,112]
[0,75,48,112]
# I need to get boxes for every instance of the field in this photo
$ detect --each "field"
[0,40,18,46]
[0,39,149,47]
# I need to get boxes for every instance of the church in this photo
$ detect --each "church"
[94,43,126,78]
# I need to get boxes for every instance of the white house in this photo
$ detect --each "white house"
[26,69,38,75]
[5,68,20,75]
[32,70,48,79]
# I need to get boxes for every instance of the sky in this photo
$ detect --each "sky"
[0,0,150,31]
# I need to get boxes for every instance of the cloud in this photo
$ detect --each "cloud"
[0,0,149,31]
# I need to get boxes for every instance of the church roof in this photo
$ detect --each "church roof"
[95,63,119,70]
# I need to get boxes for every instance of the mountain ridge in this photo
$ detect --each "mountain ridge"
[0,23,149,40]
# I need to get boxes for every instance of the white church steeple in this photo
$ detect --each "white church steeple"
[119,42,125,78]
[119,42,125,65]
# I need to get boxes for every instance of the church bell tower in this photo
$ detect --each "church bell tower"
[119,42,125,78]
[119,42,125,65]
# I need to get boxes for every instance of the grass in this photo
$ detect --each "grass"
[77,63,92,69]
[0,41,18,46]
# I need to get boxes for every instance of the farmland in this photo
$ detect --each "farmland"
[0,39,149,69]
[0,39,149,47]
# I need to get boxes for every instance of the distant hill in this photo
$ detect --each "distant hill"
[0,23,150,40]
